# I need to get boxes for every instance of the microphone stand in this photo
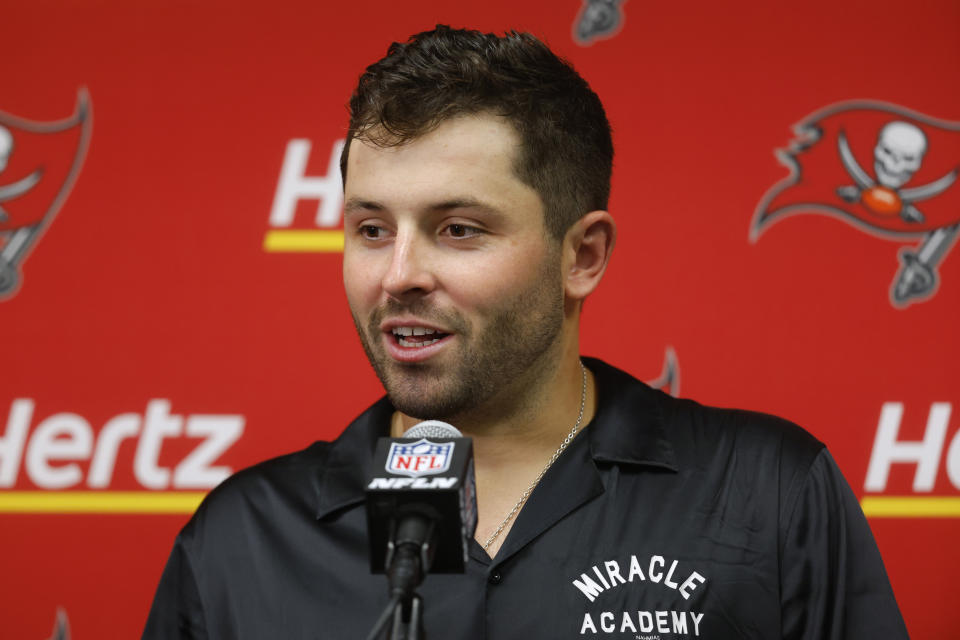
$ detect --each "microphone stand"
[367,513,435,640]
[388,592,425,640]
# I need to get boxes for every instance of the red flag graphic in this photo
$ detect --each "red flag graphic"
[0,91,90,232]
[0,90,91,298]
[752,101,960,240]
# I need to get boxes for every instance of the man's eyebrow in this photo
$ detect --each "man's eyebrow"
[344,197,503,216]
[428,198,501,215]
[343,198,384,215]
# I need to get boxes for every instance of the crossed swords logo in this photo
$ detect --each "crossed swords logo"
[835,121,959,305]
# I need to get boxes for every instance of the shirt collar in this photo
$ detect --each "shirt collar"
[583,357,679,472]
[314,397,392,520]
[314,358,678,519]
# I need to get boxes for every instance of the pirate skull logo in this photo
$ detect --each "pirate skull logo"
[836,120,956,225]
[753,101,960,308]
[874,121,927,189]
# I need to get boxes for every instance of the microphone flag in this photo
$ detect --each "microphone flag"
[366,421,478,574]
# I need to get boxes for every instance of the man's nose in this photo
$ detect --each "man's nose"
[381,230,437,300]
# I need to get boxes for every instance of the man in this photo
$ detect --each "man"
[144,26,908,638]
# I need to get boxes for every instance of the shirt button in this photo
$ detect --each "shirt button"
[488,570,503,584]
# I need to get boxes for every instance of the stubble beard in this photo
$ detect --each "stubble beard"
[351,253,565,421]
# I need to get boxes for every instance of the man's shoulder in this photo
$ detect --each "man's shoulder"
[216,440,332,499]
[668,394,824,461]
[598,359,841,537]
[181,441,332,538]
[592,357,826,476]
[188,396,392,530]
[666,395,830,515]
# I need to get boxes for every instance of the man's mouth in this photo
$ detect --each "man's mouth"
[390,326,451,348]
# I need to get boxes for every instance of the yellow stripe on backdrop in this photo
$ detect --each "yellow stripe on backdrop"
[861,496,960,518]
[5,493,958,517]
[263,230,345,252]
[0,491,206,514]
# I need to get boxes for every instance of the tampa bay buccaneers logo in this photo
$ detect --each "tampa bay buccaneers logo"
[752,101,960,307]
[0,89,92,300]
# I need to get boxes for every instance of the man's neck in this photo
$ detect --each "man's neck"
[389,351,597,557]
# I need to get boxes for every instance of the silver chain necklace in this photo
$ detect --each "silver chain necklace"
[481,360,588,552]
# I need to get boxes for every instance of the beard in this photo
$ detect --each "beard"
[351,251,565,421]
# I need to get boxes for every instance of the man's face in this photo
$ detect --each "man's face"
[342,114,565,420]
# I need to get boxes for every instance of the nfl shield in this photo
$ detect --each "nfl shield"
[386,439,455,478]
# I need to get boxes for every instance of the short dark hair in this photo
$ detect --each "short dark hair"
[341,25,613,239]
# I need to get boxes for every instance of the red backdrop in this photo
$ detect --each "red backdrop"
[2,1,958,637]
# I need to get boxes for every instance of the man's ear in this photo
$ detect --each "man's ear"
[563,210,616,301]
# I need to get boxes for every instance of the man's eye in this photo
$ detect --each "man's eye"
[445,224,481,238]
[360,225,382,239]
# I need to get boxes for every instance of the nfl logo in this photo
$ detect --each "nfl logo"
[386,439,455,478]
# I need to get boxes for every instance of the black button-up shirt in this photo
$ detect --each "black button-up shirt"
[144,359,908,639]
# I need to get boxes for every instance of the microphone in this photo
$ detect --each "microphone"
[365,420,478,599]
